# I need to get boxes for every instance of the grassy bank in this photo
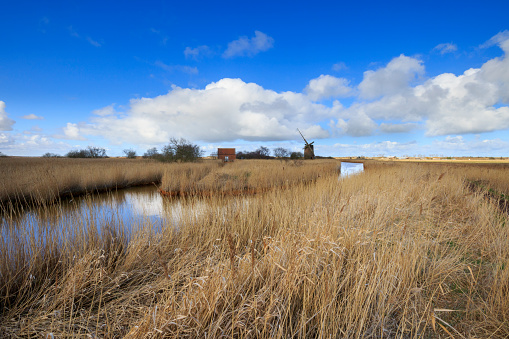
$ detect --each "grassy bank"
[0,157,166,207]
[1,161,509,337]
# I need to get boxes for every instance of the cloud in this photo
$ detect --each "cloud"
[0,101,15,131]
[305,75,353,101]
[480,30,509,49]
[184,45,213,60]
[0,132,15,146]
[92,104,116,116]
[54,123,86,140]
[358,54,424,99]
[433,43,458,55]
[86,37,102,47]
[420,64,509,135]
[155,61,198,75]
[332,62,347,71]
[0,132,73,156]
[325,135,509,157]
[77,78,331,144]
[379,123,419,133]
[332,113,377,137]
[327,140,418,157]
[433,135,509,154]
[21,114,44,120]
[333,41,509,136]
[41,30,509,154]
[223,31,274,58]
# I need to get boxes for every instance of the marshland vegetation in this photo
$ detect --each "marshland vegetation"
[159,159,339,196]
[0,157,164,207]
[1,158,509,337]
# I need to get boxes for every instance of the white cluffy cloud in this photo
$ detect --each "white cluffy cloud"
[48,31,509,153]
[0,131,73,156]
[58,123,86,140]
[332,32,509,137]
[0,101,15,131]
[223,31,274,58]
[358,54,425,99]
[78,78,332,144]
[305,75,353,101]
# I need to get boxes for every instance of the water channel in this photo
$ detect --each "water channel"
[2,169,356,246]
[0,186,214,245]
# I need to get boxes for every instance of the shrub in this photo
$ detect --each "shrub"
[160,138,202,162]
[123,149,137,159]
[290,151,303,159]
[236,146,273,160]
[273,147,290,158]
[66,146,108,158]
[143,139,202,163]
[143,147,161,160]
[41,152,62,158]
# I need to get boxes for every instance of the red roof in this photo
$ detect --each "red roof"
[217,148,236,155]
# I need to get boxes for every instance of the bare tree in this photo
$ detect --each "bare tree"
[290,151,303,159]
[160,138,203,162]
[123,149,137,159]
[66,146,107,158]
[143,147,160,159]
[273,147,290,158]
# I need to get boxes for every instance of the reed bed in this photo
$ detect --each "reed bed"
[1,161,509,337]
[0,157,165,207]
[160,159,339,195]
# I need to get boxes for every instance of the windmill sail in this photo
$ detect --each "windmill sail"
[297,128,315,159]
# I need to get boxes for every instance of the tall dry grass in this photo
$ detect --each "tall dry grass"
[1,161,509,337]
[0,157,165,206]
[160,159,339,195]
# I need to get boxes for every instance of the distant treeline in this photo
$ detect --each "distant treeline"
[236,146,304,160]
[37,141,333,161]
[40,138,202,163]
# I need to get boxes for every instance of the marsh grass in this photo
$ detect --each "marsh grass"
[160,159,339,195]
[1,161,509,337]
[0,157,165,207]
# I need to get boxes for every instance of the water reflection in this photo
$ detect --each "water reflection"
[0,186,208,238]
[339,162,364,178]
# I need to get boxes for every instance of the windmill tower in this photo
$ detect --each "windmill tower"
[297,128,315,160]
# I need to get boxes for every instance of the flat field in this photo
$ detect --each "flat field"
[1,159,509,338]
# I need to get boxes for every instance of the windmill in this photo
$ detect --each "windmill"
[297,128,315,159]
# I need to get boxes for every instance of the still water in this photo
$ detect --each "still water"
[1,186,209,242]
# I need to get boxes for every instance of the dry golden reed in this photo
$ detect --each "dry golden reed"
[1,160,509,338]
[0,157,165,206]
[160,159,339,195]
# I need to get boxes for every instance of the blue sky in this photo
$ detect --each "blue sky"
[1,0,509,157]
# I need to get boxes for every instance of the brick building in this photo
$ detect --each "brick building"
[217,148,236,162]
